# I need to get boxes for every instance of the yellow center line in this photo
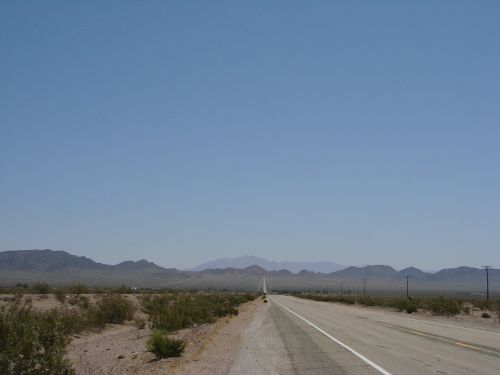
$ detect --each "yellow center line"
[455,342,482,350]
[406,329,431,337]
[378,321,488,353]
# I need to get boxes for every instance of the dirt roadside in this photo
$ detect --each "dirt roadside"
[167,298,271,375]
[67,299,264,375]
[1,293,269,374]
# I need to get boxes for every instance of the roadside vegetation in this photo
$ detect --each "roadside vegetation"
[0,285,257,371]
[293,293,499,318]
[147,332,185,359]
[0,298,74,375]
[142,293,255,331]
[141,292,255,358]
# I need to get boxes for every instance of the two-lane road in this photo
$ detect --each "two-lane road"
[269,295,500,375]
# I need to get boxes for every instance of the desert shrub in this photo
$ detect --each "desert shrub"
[113,285,133,294]
[405,304,417,314]
[14,290,24,302]
[67,294,90,309]
[147,331,185,359]
[0,301,74,375]
[134,317,147,330]
[357,296,377,306]
[470,299,486,309]
[77,295,90,309]
[32,282,50,294]
[387,298,412,312]
[142,293,255,332]
[57,307,94,334]
[68,283,88,295]
[481,312,491,318]
[426,297,461,317]
[90,294,134,327]
[54,289,66,304]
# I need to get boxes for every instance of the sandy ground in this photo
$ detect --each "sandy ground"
[0,293,64,310]
[67,299,263,375]
[67,320,227,375]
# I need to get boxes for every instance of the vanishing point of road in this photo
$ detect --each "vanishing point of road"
[264,295,500,375]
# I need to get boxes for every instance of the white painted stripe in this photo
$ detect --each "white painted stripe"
[272,297,393,375]
[295,296,500,337]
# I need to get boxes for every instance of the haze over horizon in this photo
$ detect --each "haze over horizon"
[1,2,499,271]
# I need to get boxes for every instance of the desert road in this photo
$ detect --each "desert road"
[264,295,500,375]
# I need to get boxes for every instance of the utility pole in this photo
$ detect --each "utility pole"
[405,276,410,299]
[482,266,491,309]
[363,278,367,297]
[340,283,343,297]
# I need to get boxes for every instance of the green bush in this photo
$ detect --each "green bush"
[68,283,88,295]
[32,282,50,294]
[358,296,376,306]
[406,304,417,314]
[90,294,134,327]
[426,297,461,317]
[142,293,255,332]
[57,306,94,334]
[147,331,185,359]
[54,289,66,304]
[0,301,74,375]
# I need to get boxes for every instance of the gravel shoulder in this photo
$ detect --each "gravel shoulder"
[171,299,271,375]
[227,301,294,375]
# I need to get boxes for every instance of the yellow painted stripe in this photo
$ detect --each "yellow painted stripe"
[455,342,482,350]
[406,329,431,337]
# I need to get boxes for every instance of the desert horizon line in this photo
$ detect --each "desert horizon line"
[1,248,497,274]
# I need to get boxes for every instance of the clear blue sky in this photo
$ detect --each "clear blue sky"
[1,1,499,270]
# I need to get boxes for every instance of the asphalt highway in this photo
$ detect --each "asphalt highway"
[268,295,500,375]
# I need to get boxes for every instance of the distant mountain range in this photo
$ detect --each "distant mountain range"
[0,250,498,294]
[0,249,166,274]
[190,255,345,273]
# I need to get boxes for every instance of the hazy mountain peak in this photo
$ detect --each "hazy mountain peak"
[190,255,345,273]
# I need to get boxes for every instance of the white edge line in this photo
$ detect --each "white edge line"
[298,296,500,337]
[271,297,393,375]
